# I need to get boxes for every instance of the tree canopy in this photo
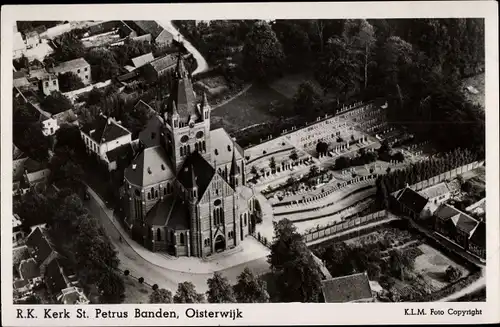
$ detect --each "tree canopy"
[234,268,270,303]
[40,91,73,115]
[206,272,236,303]
[173,282,205,303]
[149,288,173,303]
[58,72,85,92]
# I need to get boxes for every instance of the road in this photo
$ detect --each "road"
[84,189,269,293]
[156,20,209,76]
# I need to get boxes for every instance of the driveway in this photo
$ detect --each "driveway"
[156,20,209,75]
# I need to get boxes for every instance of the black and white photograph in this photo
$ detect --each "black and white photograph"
[1,2,499,326]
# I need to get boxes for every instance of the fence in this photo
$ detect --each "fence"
[303,210,387,243]
[394,160,485,195]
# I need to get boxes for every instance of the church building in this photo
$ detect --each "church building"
[121,57,256,258]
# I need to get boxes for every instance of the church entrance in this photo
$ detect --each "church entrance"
[214,235,225,252]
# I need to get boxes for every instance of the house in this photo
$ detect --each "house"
[132,33,152,44]
[104,143,135,171]
[26,226,59,274]
[19,258,42,284]
[80,114,133,170]
[13,145,29,195]
[321,272,374,303]
[418,182,451,216]
[13,32,27,58]
[465,198,486,217]
[23,158,51,190]
[50,58,91,85]
[41,117,59,136]
[131,52,155,69]
[131,21,174,46]
[13,71,30,89]
[24,30,43,49]
[39,73,59,96]
[13,214,26,245]
[143,54,177,82]
[57,286,90,304]
[394,186,430,219]
[468,221,486,260]
[52,108,79,127]
[434,204,480,251]
[118,21,137,38]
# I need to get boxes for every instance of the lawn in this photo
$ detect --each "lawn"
[211,84,293,134]
[269,73,335,101]
[413,244,470,291]
[122,275,151,304]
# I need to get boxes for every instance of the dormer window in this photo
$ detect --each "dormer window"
[161,164,165,171]
[147,167,152,174]
[214,149,218,156]
[227,145,231,152]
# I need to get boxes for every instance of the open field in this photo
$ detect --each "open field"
[211,84,293,133]
[268,73,332,100]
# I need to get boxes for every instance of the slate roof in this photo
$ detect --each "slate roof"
[396,187,428,214]
[124,145,174,187]
[155,29,174,45]
[19,258,40,280]
[105,143,134,164]
[149,54,177,73]
[435,204,479,237]
[26,227,56,265]
[131,52,154,68]
[82,115,131,144]
[13,279,29,290]
[321,272,373,303]
[469,221,486,248]
[23,158,48,174]
[45,259,69,294]
[13,144,26,160]
[138,115,164,148]
[419,182,450,200]
[52,58,89,74]
[210,128,244,165]
[133,21,165,39]
[177,151,215,198]
[145,196,189,230]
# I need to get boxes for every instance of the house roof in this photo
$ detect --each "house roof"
[131,52,155,68]
[149,54,177,73]
[82,115,131,144]
[133,21,165,39]
[177,151,215,198]
[419,182,450,200]
[13,214,23,228]
[469,221,485,248]
[26,227,56,266]
[435,204,459,220]
[124,145,175,187]
[396,187,428,214]
[59,287,89,304]
[19,258,40,280]
[45,259,69,294]
[13,279,30,290]
[145,196,189,230]
[435,204,479,236]
[155,29,174,44]
[105,143,134,164]
[13,76,30,88]
[210,128,244,166]
[52,58,89,74]
[13,144,26,160]
[118,22,135,37]
[53,109,78,125]
[138,115,164,148]
[321,272,373,303]
[23,158,48,174]
[132,33,152,43]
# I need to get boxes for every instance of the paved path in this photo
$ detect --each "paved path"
[156,20,208,76]
[85,186,270,292]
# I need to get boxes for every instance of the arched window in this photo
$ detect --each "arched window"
[156,228,161,241]
[244,213,247,226]
[187,144,191,154]
[151,187,154,196]
[164,188,167,196]
[147,193,151,200]
[195,143,199,151]
[180,233,185,245]
[155,190,159,198]
[170,230,175,244]
[180,146,184,156]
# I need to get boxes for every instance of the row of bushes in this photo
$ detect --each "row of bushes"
[415,270,483,302]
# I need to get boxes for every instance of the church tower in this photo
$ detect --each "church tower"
[162,55,211,172]
[186,164,201,257]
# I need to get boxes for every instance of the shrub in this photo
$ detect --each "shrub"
[138,277,144,284]
[445,265,462,283]
[124,270,130,276]
[152,284,159,291]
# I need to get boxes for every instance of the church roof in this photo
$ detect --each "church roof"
[138,115,164,148]
[145,196,189,229]
[177,151,215,199]
[165,58,198,120]
[124,145,174,187]
[210,128,244,165]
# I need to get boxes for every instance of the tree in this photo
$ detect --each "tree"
[388,249,415,281]
[149,288,173,303]
[309,165,319,177]
[342,20,376,89]
[234,268,270,303]
[243,21,285,81]
[40,91,72,115]
[206,272,237,303]
[86,48,121,82]
[14,54,29,70]
[97,269,125,304]
[250,165,258,177]
[393,152,405,163]
[445,265,462,283]
[53,31,86,62]
[294,81,322,115]
[269,157,277,170]
[273,21,312,70]
[289,149,299,161]
[58,72,85,92]
[316,141,329,156]
[173,282,205,303]
[335,156,350,170]
[268,219,323,302]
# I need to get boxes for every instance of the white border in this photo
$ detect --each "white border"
[1,2,499,326]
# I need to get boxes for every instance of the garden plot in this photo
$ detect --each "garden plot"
[413,244,470,291]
